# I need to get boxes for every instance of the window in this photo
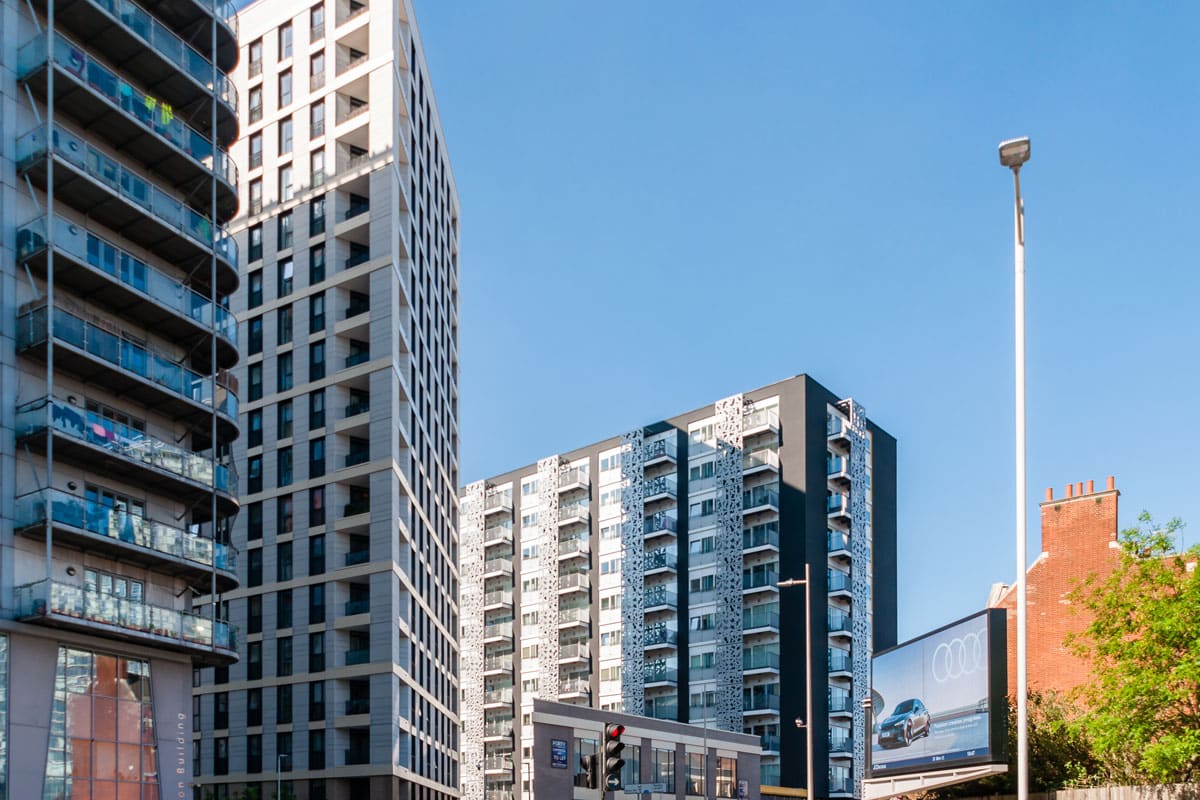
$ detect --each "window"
[310,52,325,90]
[249,178,263,214]
[309,437,325,478]
[574,739,598,788]
[621,745,641,789]
[600,630,621,647]
[278,588,293,628]
[247,641,262,680]
[520,644,538,660]
[309,293,325,332]
[309,244,326,284]
[309,730,326,770]
[599,666,621,682]
[521,611,538,625]
[248,86,262,123]
[247,548,263,587]
[689,574,716,594]
[248,733,264,773]
[278,399,294,439]
[214,691,229,729]
[521,479,538,496]
[278,257,294,297]
[690,613,715,631]
[600,594,621,611]
[214,736,229,775]
[278,210,294,250]
[247,408,263,447]
[277,304,293,344]
[279,165,294,202]
[522,577,539,592]
[308,632,325,672]
[278,22,293,59]
[521,543,538,560]
[278,116,294,155]
[277,636,293,677]
[600,523,620,540]
[246,316,262,352]
[689,498,716,518]
[279,69,293,106]
[310,101,325,137]
[247,595,262,633]
[654,749,676,793]
[247,501,263,540]
[309,486,325,527]
[247,454,263,493]
[715,757,736,798]
[309,389,325,429]
[249,132,263,169]
[310,3,324,39]
[248,38,263,77]
[278,352,294,392]
[277,684,293,724]
[247,687,262,726]
[310,194,326,235]
[521,512,538,527]
[309,583,325,624]
[311,150,325,186]
[249,226,264,265]
[687,753,705,796]
[309,341,325,381]
[278,446,293,486]
[307,534,326,573]
[278,494,294,535]
[278,541,294,581]
[689,424,715,444]
[689,461,715,481]
[601,557,623,575]
[308,680,325,721]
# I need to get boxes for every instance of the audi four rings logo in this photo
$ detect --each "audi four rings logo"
[930,629,986,683]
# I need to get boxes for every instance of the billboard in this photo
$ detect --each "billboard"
[868,608,1007,777]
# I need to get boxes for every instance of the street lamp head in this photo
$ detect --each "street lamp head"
[999,137,1031,169]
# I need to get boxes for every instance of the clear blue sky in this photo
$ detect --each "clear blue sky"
[413,2,1200,640]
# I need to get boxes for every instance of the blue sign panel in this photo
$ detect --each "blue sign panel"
[551,738,568,769]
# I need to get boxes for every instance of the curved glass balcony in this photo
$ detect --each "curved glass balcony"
[14,579,237,663]
[16,397,238,503]
[17,305,239,441]
[16,489,238,590]
[16,125,237,289]
[17,33,238,219]
[17,215,237,368]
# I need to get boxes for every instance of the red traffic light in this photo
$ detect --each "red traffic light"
[605,723,626,740]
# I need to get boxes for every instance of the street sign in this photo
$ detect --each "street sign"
[606,774,623,791]
[550,739,568,769]
[738,779,749,799]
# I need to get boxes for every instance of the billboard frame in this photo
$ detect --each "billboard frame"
[866,607,1008,779]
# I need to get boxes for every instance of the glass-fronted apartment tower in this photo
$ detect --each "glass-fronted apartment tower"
[191,0,461,798]
[459,375,898,800]
[0,0,243,795]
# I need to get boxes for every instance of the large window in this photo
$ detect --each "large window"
[42,647,161,799]
[279,69,293,106]
[278,22,293,59]
[653,748,676,793]
[686,752,705,796]
[715,757,736,798]
[249,132,263,169]
[621,744,641,788]
[573,738,598,788]
[279,116,294,155]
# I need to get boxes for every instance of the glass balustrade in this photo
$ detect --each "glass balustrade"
[828,647,852,673]
[644,550,677,571]
[827,568,851,592]
[17,305,238,421]
[643,438,677,461]
[16,397,236,494]
[16,488,237,571]
[828,607,852,632]
[559,501,589,520]
[14,579,236,651]
[17,215,237,344]
[743,485,780,509]
[742,648,781,670]
[827,529,850,552]
[743,521,780,549]
[743,604,780,630]
[644,513,677,535]
[645,475,677,498]
[644,587,677,608]
[17,34,238,188]
[16,124,237,265]
[84,0,237,112]
[744,408,779,430]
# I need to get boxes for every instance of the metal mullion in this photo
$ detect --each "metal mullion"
[43,0,56,586]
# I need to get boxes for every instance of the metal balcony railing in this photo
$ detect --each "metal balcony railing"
[743,522,780,550]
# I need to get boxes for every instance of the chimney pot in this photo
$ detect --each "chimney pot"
[1066,484,1074,498]
[1107,476,1115,491]
[1045,487,1053,502]
[1076,482,1084,496]
[1086,479,1095,494]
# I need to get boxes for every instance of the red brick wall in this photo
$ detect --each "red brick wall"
[990,478,1121,699]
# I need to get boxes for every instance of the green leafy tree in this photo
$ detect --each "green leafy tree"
[1068,512,1200,783]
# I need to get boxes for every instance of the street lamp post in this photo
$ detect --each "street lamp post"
[998,135,1031,800]
[778,563,813,800]
[277,752,290,800]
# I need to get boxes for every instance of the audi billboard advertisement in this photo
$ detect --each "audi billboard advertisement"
[868,609,1007,777]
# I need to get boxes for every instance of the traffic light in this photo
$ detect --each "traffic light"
[580,753,598,789]
[603,723,626,789]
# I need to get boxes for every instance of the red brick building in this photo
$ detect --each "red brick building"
[987,476,1121,697]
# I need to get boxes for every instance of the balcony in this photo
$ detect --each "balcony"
[15,125,237,292]
[484,524,513,548]
[643,666,677,687]
[827,455,850,484]
[343,499,370,518]
[483,493,512,517]
[643,438,677,466]
[827,529,851,559]
[558,607,589,629]
[344,698,370,715]
[827,493,850,523]
[742,604,781,633]
[644,476,677,504]
[557,573,590,596]
[829,732,852,756]
[482,590,512,610]
[344,346,370,369]
[643,627,678,649]
[336,95,369,126]
[828,568,851,598]
[344,599,369,616]
[336,0,368,26]
[483,622,513,643]
[644,586,677,611]
[336,47,369,76]
[558,502,590,527]
[483,756,513,774]
[644,549,677,574]
[743,486,780,515]
[828,691,853,716]
[344,549,369,566]
[828,648,853,676]
[644,513,678,541]
[483,559,513,579]
[483,688,513,707]
[17,215,238,370]
[743,567,780,593]
[743,449,780,474]
[483,654,513,675]
[559,642,590,662]
[743,692,781,714]
[557,536,589,561]
[36,0,239,143]
[483,721,513,740]
[15,488,238,591]
[16,397,237,514]
[743,408,780,436]
[645,696,677,721]
[344,648,369,665]
[557,467,590,494]
[827,415,850,446]
[559,678,589,698]
[828,608,852,638]
[17,34,238,220]
[14,579,236,664]
[760,734,781,754]
[743,522,780,552]
[344,746,371,766]
[742,649,781,673]
[17,305,239,444]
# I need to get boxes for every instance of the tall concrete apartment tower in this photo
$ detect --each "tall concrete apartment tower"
[0,0,242,795]
[191,0,461,798]
[459,375,897,800]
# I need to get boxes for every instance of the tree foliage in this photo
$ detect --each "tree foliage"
[1067,512,1200,784]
